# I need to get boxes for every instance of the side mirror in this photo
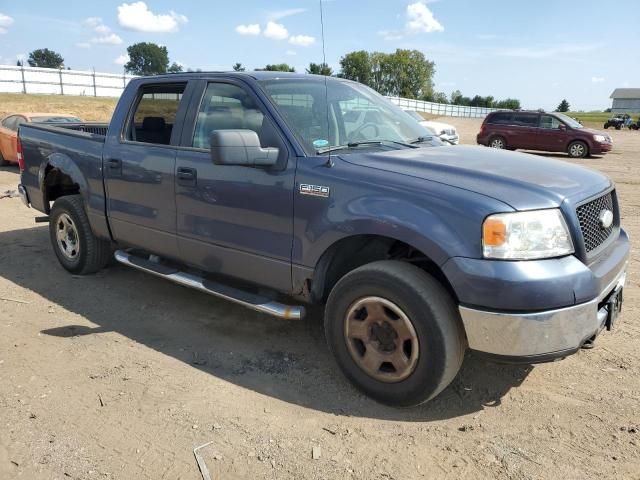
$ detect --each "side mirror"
[558,124,567,131]
[210,129,279,167]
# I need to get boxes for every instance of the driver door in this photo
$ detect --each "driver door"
[175,79,296,292]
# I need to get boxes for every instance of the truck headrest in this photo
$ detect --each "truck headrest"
[142,116,166,132]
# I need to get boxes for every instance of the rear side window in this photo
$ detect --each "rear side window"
[126,83,187,145]
[512,114,538,127]
[1,115,19,131]
[486,113,512,125]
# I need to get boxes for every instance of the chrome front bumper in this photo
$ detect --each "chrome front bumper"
[459,265,627,360]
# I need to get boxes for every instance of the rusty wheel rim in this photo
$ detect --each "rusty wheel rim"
[344,297,419,383]
[55,213,80,261]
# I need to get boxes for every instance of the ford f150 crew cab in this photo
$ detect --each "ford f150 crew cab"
[17,72,629,407]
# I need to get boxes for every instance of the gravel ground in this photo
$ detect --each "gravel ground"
[0,119,638,480]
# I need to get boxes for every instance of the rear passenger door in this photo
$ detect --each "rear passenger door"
[509,113,539,150]
[174,79,296,292]
[103,80,193,259]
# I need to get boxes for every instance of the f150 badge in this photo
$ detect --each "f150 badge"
[299,184,330,198]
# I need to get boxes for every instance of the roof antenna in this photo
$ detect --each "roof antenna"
[319,0,334,167]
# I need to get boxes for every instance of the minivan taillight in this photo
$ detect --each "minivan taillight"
[16,137,25,172]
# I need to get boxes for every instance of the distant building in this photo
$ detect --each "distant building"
[610,88,640,113]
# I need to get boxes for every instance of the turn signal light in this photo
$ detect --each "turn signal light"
[483,218,506,246]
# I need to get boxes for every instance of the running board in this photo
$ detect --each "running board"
[113,250,305,320]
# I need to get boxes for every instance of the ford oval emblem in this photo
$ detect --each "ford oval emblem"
[599,209,614,229]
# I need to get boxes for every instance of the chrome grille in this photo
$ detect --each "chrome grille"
[576,191,615,253]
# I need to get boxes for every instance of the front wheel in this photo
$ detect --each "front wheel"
[567,140,588,158]
[324,260,466,407]
[49,195,112,274]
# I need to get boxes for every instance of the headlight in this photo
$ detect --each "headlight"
[483,209,574,260]
[593,134,606,142]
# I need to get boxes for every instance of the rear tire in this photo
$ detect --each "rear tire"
[489,136,507,149]
[324,260,466,407]
[49,195,112,275]
[567,140,588,158]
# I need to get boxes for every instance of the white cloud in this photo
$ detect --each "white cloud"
[92,33,123,45]
[263,21,288,40]
[76,42,92,49]
[406,2,444,33]
[117,1,188,33]
[0,12,14,34]
[285,49,297,56]
[591,76,605,83]
[498,43,600,59]
[235,23,261,35]
[83,17,102,28]
[289,34,315,47]
[378,30,404,41]
[267,8,306,21]
[114,54,129,65]
[94,24,111,34]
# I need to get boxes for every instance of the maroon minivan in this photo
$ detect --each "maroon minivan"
[477,111,612,158]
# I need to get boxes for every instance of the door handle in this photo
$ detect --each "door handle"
[108,158,122,169]
[177,167,197,186]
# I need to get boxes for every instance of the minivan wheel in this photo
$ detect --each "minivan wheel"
[567,141,588,158]
[324,260,466,407]
[489,136,506,149]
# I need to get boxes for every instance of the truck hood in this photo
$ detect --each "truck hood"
[340,145,611,210]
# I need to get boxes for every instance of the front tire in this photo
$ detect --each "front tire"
[567,140,588,158]
[49,195,112,275]
[324,260,466,407]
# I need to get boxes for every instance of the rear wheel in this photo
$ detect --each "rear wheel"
[489,136,507,149]
[49,195,112,274]
[567,140,588,158]
[324,260,466,407]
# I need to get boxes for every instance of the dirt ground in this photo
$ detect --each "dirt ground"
[0,115,639,480]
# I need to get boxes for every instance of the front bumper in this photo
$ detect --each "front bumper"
[592,142,613,154]
[459,265,627,361]
[17,184,30,207]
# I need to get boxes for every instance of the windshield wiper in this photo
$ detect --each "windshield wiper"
[316,139,417,155]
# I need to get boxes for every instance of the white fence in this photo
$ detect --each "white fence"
[0,64,505,117]
[387,96,505,118]
[0,64,136,97]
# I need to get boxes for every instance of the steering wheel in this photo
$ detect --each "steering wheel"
[348,122,380,142]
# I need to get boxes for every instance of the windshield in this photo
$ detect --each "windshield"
[259,77,435,154]
[554,113,582,129]
[32,116,82,123]
[404,110,425,122]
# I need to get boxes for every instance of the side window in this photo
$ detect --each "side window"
[2,116,18,131]
[487,113,512,125]
[512,114,538,127]
[192,83,266,149]
[540,115,562,129]
[126,83,187,145]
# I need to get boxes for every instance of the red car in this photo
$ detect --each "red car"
[0,113,82,166]
[477,111,612,158]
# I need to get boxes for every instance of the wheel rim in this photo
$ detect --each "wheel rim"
[570,143,585,157]
[344,296,420,383]
[55,213,80,260]
[490,138,504,149]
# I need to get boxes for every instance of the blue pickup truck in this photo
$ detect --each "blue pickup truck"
[17,72,629,406]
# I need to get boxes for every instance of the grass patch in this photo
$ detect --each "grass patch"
[0,93,117,122]
[565,111,616,124]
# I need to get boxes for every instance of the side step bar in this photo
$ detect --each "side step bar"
[113,250,305,320]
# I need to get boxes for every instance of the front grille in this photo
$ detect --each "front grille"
[576,191,615,253]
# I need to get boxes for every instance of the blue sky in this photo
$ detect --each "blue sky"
[1,0,638,110]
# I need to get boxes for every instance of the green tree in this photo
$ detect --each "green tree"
[167,62,183,73]
[257,63,295,72]
[339,50,371,85]
[124,42,169,76]
[306,62,333,76]
[495,98,521,110]
[556,99,570,112]
[425,91,449,104]
[233,63,245,72]
[27,48,64,68]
